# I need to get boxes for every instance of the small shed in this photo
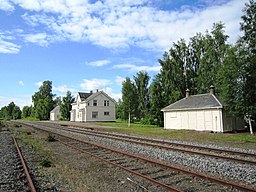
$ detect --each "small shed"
[161,86,244,132]
[50,106,61,121]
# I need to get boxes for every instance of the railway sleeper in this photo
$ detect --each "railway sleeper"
[140,169,166,176]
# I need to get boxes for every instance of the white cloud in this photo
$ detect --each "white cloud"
[53,85,75,93]
[115,76,125,85]
[35,81,43,87]
[102,87,121,102]
[113,64,161,72]
[80,78,112,91]
[85,59,111,67]
[0,95,32,109]
[0,36,20,54]
[19,80,24,86]
[23,33,49,46]
[5,0,244,51]
[0,0,14,11]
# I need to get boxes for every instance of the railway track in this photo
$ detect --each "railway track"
[17,121,256,191]
[0,126,36,192]
[13,136,36,192]
[24,121,256,166]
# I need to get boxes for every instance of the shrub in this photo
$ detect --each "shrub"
[39,159,52,167]
[46,135,56,142]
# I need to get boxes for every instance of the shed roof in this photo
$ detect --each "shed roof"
[50,105,60,113]
[161,93,223,112]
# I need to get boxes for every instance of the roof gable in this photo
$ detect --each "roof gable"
[162,93,223,111]
[78,92,93,101]
[86,91,116,103]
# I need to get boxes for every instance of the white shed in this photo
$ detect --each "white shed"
[161,87,244,132]
[50,106,61,121]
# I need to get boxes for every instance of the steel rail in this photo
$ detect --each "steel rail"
[57,138,183,192]
[55,126,256,165]
[29,121,256,165]
[22,121,256,159]
[69,125,256,158]
[43,121,256,158]
[13,136,36,192]
[24,123,256,192]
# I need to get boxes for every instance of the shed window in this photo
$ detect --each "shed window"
[93,100,97,106]
[104,100,109,106]
[104,111,110,116]
[92,112,98,119]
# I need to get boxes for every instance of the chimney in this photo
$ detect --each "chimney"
[90,90,93,94]
[96,89,99,92]
[186,88,190,98]
[209,85,215,95]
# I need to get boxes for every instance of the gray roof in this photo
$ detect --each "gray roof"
[161,93,223,111]
[78,92,93,101]
[50,105,60,113]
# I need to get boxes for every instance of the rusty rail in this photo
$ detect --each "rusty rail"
[13,136,36,192]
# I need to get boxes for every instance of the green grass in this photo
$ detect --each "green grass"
[96,120,256,145]
[22,117,39,121]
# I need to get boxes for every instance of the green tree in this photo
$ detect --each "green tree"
[149,74,165,126]
[122,77,138,125]
[196,23,229,94]
[116,99,124,119]
[12,106,21,119]
[60,91,75,120]
[22,105,32,118]
[32,80,55,120]
[0,102,21,120]
[55,96,62,107]
[236,0,256,133]
[134,71,150,119]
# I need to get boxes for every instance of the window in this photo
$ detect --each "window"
[104,100,110,106]
[104,111,110,116]
[92,112,98,119]
[93,100,97,106]
[88,102,90,106]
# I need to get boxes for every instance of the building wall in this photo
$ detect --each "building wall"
[164,108,224,132]
[50,111,60,121]
[85,94,116,122]
[70,92,116,122]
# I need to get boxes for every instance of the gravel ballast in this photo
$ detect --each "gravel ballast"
[0,128,28,192]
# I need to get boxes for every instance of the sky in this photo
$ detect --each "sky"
[0,0,245,109]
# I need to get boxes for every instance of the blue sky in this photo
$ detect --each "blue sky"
[0,0,244,108]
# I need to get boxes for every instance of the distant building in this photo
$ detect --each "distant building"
[161,86,244,132]
[50,106,61,121]
[70,90,116,122]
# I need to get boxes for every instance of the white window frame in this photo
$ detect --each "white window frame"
[93,100,97,106]
[104,100,110,106]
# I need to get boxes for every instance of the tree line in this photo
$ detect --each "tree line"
[0,81,75,121]
[118,1,256,128]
